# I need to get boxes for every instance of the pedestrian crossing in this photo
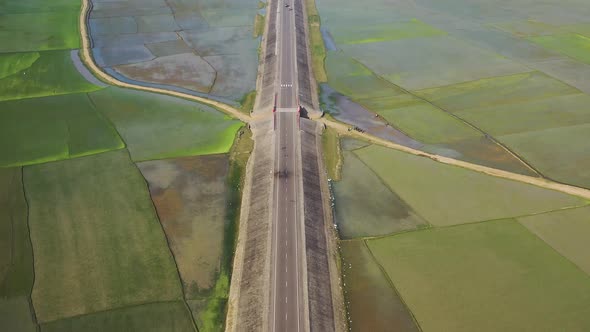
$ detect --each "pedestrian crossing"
[281,83,293,88]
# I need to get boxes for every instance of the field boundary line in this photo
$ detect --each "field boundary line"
[77,0,251,124]
[40,299,188,325]
[362,240,424,332]
[320,117,590,200]
[20,167,41,332]
[343,204,590,243]
[516,217,590,279]
[347,148,433,227]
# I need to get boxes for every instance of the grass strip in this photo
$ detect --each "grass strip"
[306,0,327,82]
[253,14,265,38]
[321,127,342,180]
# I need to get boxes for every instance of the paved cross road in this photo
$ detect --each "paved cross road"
[269,0,306,331]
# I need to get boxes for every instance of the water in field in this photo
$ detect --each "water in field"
[320,84,421,148]
[89,0,260,102]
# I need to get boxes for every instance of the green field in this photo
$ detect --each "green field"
[0,53,40,79]
[0,168,37,332]
[334,151,427,238]
[41,301,195,332]
[455,93,590,136]
[0,93,124,167]
[325,51,406,100]
[25,150,183,322]
[0,0,79,14]
[332,19,446,45]
[354,144,587,226]
[0,11,80,52]
[368,220,590,332]
[530,33,590,64]
[498,123,590,188]
[415,71,579,112]
[378,101,482,144]
[0,51,102,102]
[340,36,526,91]
[340,240,419,332]
[89,87,243,161]
[321,127,341,180]
[519,207,590,275]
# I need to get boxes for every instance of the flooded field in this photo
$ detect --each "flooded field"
[89,0,261,104]
[519,206,590,275]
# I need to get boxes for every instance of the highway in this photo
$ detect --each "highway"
[269,0,306,331]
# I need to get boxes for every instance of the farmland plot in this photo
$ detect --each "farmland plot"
[89,87,242,161]
[0,0,80,52]
[340,240,419,332]
[0,93,123,167]
[0,168,37,332]
[334,150,427,239]
[25,150,183,323]
[368,220,590,332]
[519,206,590,275]
[354,144,586,226]
[0,51,102,102]
[138,155,230,297]
[41,301,195,332]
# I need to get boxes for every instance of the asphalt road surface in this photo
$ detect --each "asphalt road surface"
[269,0,306,331]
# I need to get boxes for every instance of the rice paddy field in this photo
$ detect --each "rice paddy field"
[88,87,242,161]
[0,93,123,167]
[330,140,590,330]
[0,0,249,330]
[317,0,590,188]
[333,147,427,239]
[320,6,590,325]
[368,220,590,332]
[0,0,80,53]
[0,168,37,332]
[0,51,101,102]
[25,150,184,322]
[89,0,261,104]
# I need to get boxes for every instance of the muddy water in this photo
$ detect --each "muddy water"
[320,27,338,51]
[321,84,422,148]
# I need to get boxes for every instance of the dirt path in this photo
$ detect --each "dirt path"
[319,118,590,200]
[78,0,251,123]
